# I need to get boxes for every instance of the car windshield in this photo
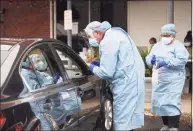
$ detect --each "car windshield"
[1,44,20,87]
[0,45,13,65]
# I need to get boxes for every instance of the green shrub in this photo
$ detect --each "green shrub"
[138,48,152,77]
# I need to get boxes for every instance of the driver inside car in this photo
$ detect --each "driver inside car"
[21,53,63,90]
[21,54,81,130]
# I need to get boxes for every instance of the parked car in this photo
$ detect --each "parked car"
[0,38,113,131]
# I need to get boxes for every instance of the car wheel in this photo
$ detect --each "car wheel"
[102,93,113,131]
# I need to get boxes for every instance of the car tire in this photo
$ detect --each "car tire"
[101,93,113,131]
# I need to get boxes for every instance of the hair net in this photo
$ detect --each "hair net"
[29,54,48,71]
[161,24,176,37]
[84,21,112,35]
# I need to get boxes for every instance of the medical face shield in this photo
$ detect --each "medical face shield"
[29,54,48,71]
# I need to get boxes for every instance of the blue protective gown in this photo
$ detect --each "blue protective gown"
[93,28,145,130]
[146,40,189,116]
[21,68,53,90]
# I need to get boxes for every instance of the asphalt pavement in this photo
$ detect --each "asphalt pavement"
[72,111,192,131]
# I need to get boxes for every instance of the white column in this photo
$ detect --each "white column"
[67,0,72,68]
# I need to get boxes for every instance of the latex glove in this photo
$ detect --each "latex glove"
[151,55,156,65]
[53,72,60,83]
[156,59,169,69]
[91,60,100,67]
[89,64,96,72]
[22,62,30,70]
[22,62,33,70]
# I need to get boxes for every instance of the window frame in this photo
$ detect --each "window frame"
[19,42,67,93]
[26,48,54,88]
[55,48,83,79]
[51,43,89,80]
[0,8,5,24]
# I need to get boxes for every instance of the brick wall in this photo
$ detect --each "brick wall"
[0,0,50,38]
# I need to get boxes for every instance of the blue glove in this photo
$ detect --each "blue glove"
[22,62,29,69]
[89,64,96,72]
[22,61,33,70]
[151,55,156,65]
[53,72,60,83]
[91,60,100,67]
[156,59,169,69]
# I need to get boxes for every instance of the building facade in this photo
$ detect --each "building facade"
[127,0,192,47]
[1,0,50,38]
[1,0,192,48]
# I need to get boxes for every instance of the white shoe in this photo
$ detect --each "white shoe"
[160,125,169,131]
[169,128,178,131]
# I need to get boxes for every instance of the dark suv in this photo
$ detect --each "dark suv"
[0,38,113,131]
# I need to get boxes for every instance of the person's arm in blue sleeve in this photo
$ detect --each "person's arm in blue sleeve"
[146,44,157,66]
[164,46,189,68]
[21,69,41,90]
[92,38,119,80]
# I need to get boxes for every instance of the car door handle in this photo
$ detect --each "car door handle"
[75,72,80,76]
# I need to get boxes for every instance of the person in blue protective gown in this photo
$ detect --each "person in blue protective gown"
[21,54,62,90]
[84,21,145,131]
[146,24,189,131]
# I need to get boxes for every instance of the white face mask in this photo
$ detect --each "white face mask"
[34,60,48,71]
[161,37,173,45]
[89,38,99,47]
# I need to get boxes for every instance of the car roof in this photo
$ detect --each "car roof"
[0,38,25,45]
[0,38,46,48]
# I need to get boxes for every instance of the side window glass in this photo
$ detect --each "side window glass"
[55,49,83,79]
[20,48,63,91]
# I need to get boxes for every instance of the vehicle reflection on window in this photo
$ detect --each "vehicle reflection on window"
[55,49,83,79]
[20,48,63,91]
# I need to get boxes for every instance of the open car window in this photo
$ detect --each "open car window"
[55,49,83,79]
[20,48,63,91]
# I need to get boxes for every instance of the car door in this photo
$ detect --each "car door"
[50,42,102,121]
[19,43,80,130]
